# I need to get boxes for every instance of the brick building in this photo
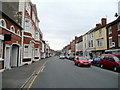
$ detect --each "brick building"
[105,16,120,55]
[0,11,23,71]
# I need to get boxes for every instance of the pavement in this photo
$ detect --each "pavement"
[2,58,49,88]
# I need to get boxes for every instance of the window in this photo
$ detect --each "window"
[99,29,102,36]
[109,37,112,47]
[0,19,6,28]
[35,48,39,57]
[88,41,90,47]
[108,26,112,34]
[10,25,15,32]
[118,35,120,47]
[26,2,31,15]
[97,38,104,47]
[91,40,93,47]
[32,12,35,23]
[17,30,20,36]
[118,22,120,31]
[0,40,3,59]
[24,45,29,58]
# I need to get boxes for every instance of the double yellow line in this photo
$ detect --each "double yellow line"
[27,61,48,89]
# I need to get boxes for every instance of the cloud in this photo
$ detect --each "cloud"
[31,0,119,50]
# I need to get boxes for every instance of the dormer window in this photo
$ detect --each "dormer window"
[10,25,15,32]
[17,30,20,36]
[0,19,6,28]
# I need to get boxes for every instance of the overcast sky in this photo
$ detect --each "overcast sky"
[31,0,119,50]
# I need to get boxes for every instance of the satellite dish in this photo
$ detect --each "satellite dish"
[115,13,118,17]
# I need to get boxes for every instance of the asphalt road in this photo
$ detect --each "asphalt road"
[2,59,47,88]
[30,56,119,88]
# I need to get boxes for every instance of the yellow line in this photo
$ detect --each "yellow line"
[27,60,48,89]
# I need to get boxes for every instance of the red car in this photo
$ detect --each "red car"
[74,56,92,67]
[100,54,120,72]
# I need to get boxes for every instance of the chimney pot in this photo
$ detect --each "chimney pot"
[101,18,107,25]
[96,23,101,27]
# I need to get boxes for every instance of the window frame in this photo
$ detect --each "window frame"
[0,19,7,28]
[0,40,3,59]
[118,22,120,31]
[17,30,20,36]
[10,25,15,32]
[118,35,120,47]
[108,26,112,34]
[109,37,112,48]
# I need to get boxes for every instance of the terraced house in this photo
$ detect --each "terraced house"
[0,1,23,72]
[94,18,108,57]
[0,0,45,72]
[106,16,120,55]
[19,0,43,65]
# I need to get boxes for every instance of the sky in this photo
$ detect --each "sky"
[31,0,119,50]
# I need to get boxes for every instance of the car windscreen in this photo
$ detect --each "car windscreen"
[113,56,120,62]
[79,57,88,60]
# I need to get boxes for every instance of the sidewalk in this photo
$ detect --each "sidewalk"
[2,59,48,88]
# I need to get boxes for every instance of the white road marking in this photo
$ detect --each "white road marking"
[41,66,45,72]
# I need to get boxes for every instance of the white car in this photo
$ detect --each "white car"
[59,55,65,59]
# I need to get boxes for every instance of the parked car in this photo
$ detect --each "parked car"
[86,56,93,62]
[91,57,100,66]
[66,55,70,59]
[69,56,75,61]
[59,55,65,59]
[74,56,92,67]
[100,54,120,72]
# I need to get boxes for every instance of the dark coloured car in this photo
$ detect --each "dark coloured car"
[100,54,120,72]
[91,57,100,66]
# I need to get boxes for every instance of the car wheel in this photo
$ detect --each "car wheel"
[88,65,91,67]
[113,66,117,72]
[75,63,77,66]
[100,64,104,68]
[78,63,80,67]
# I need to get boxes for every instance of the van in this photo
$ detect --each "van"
[100,54,120,72]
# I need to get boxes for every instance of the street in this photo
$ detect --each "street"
[29,56,119,88]
[2,56,119,89]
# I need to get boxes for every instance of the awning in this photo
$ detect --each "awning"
[105,49,120,52]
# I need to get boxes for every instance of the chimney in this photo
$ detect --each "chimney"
[101,18,107,26]
[96,23,101,27]
[75,36,78,40]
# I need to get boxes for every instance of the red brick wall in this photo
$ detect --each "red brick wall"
[107,23,119,49]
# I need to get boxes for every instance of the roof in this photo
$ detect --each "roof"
[0,11,23,30]
[106,16,120,28]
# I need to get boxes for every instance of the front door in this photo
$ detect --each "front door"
[4,47,11,69]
